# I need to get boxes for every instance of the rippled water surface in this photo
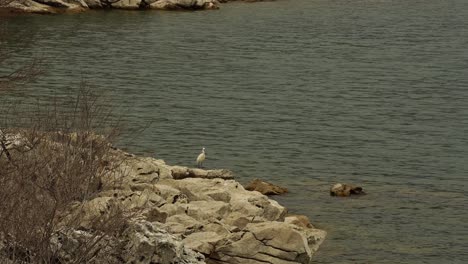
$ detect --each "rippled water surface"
[2,0,468,263]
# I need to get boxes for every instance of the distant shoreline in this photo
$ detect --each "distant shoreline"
[0,0,274,15]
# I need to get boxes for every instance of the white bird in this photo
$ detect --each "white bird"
[196,147,206,168]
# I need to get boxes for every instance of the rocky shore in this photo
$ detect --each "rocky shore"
[0,129,326,263]
[0,130,325,263]
[53,148,326,264]
[1,0,267,14]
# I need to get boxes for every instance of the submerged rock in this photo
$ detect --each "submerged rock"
[245,178,288,195]
[330,183,365,197]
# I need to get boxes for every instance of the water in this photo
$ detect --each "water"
[1,0,468,263]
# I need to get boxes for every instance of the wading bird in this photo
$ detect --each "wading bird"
[196,147,206,168]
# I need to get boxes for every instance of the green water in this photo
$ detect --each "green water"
[1,0,468,263]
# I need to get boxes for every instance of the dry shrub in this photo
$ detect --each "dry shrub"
[0,24,136,263]
[0,83,128,263]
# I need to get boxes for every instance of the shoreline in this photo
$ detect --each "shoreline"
[0,0,273,14]
[0,129,326,263]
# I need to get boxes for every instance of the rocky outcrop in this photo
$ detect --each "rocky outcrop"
[56,150,326,264]
[245,178,288,195]
[330,183,365,197]
[0,141,325,264]
[1,0,219,13]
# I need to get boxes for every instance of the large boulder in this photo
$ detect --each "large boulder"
[245,179,288,195]
[210,222,326,264]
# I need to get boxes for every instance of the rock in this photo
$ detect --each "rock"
[284,214,314,229]
[245,179,288,195]
[186,200,230,221]
[34,0,79,8]
[205,189,231,203]
[171,165,190,179]
[165,214,203,235]
[330,183,365,197]
[143,207,168,223]
[4,0,58,13]
[167,178,287,221]
[183,231,224,255]
[82,0,101,8]
[4,0,86,13]
[211,222,326,264]
[174,167,234,180]
[155,184,182,202]
[110,0,141,9]
[149,0,219,10]
[123,220,205,264]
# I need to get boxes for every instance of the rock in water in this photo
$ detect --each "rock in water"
[330,183,365,197]
[245,179,288,195]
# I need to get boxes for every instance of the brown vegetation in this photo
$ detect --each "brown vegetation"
[0,84,130,263]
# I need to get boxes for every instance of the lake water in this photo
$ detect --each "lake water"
[1,0,468,263]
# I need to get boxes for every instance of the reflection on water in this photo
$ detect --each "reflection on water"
[2,0,468,263]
